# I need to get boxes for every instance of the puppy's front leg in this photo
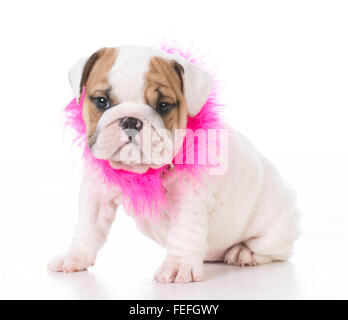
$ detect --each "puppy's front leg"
[48,178,118,273]
[154,187,208,283]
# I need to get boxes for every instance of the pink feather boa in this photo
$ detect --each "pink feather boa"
[64,45,224,218]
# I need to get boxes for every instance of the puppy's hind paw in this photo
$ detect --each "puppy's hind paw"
[224,243,272,266]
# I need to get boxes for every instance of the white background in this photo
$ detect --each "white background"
[0,0,347,299]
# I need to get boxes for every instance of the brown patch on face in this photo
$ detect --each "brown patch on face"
[144,57,187,133]
[80,47,117,146]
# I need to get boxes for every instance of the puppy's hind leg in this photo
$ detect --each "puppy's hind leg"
[225,207,300,267]
[48,179,118,273]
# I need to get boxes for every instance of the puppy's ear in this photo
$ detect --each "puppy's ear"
[68,57,88,99]
[173,56,213,117]
[68,48,105,99]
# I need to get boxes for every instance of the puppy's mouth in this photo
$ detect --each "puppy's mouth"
[91,119,173,174]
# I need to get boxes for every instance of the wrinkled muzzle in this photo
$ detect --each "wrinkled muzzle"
[91,103,174,173]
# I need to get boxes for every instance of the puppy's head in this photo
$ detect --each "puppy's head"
[69,46,212,174]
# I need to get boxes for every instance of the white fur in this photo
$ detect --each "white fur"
[49,46,300,282]
[68,57,88,99]
[109,46,165,103]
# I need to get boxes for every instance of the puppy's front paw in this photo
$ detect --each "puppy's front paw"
[154,258,203,283]
[47,250,95,273]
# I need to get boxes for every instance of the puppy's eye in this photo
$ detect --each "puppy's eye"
[94,97,111,111]
[156,102,175,115]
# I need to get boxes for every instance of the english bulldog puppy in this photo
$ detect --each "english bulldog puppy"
[48,46,300,283]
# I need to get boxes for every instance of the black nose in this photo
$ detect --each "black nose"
[120,117,143,132]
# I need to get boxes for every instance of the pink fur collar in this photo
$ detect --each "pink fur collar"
[64,45,224,218]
